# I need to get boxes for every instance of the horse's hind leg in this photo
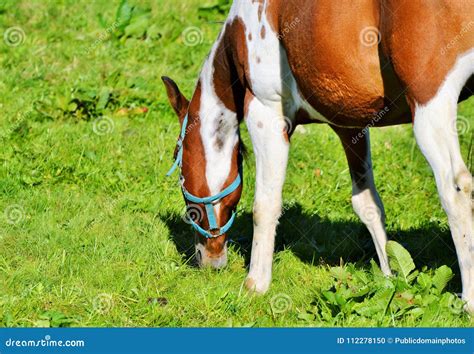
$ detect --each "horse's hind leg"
[412,53,473,312]
[332,126,391,275]
[244,96,290,293]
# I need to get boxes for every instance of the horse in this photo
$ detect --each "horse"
[162,0,474,312]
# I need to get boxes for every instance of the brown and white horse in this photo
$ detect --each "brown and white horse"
[163,0,473,312]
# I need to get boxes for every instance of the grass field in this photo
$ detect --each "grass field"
[0,0,473,327]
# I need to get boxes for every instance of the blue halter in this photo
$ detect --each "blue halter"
[167,114,241,239]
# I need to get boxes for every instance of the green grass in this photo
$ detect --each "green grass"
[0,0,473,327]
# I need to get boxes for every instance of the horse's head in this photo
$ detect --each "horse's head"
[162,76,243,268]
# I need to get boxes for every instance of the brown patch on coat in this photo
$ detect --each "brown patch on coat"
[380,0,474,105]
[265,0,282,34]
[181,81,209,200]
[277,1,391,126]
[179,81,213,235]
[260,25,266,39]
[212,17,250,120]
[248,32,252,41]
[264,0,413,127]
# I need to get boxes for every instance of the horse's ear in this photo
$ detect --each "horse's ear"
[161,76,189,124]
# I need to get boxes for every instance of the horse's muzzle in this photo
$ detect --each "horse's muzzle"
[195,243,228,269]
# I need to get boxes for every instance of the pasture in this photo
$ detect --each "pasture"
[0,0,473,327]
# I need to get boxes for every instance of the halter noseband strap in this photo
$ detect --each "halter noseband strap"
[166,114,241,239]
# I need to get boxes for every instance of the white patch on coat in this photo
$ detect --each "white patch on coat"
[230,1,327,123]
[413,48,474,312]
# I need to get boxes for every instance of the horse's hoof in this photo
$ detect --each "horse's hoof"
[244,277,269,294]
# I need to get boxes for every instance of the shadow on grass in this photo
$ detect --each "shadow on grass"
[159,203,461,291]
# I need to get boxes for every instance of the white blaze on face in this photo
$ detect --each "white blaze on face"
[197,31,239,218]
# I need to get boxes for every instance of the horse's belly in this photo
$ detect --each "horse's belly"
[285,51,411,127]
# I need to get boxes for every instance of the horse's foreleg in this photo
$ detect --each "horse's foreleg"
[332,126,391,275]
[244,97,290,293]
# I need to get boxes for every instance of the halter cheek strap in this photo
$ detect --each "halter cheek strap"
[166,114,189,177]
[167,114,241,239]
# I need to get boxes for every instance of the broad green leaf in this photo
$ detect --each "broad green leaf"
[124,14,150,39]
[386,241,415,283]
[406,270,419,284]
[416,272,432,290]
[115,0,133,34]
[432,265,453,292]
[353,271,369,285]
[354,286,395,317]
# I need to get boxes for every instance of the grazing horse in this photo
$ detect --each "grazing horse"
[163,0,474,312]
